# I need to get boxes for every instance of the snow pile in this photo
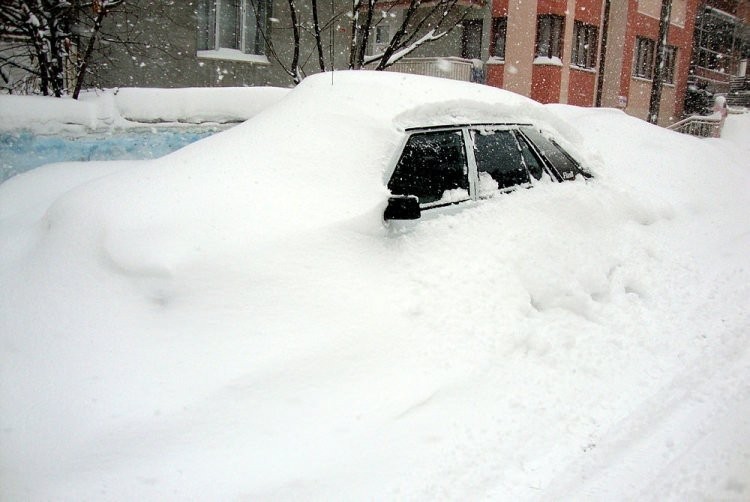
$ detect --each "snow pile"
[1,72,749,500]
[721,110,750,156]
[0,86,290,134]
[0,94,99,134]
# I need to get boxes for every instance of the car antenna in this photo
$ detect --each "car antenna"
[330,0,335,85]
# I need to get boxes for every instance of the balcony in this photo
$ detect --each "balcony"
[384,57,477,82]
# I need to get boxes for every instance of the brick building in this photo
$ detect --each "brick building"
[483,1,701,125]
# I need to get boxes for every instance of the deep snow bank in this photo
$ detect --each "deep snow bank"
[1,73,749,500]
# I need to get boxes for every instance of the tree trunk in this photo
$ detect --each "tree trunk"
[287,0,302,84]
[73,8,107,99]
[348,0,360,69]
[311,0,326,72]
[648,0,672,124]
[355,0,376,69]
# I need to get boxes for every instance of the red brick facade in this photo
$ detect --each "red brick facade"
[481,0,722,125]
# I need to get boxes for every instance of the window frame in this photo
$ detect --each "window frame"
[663,45,677,84]
[693,6,741,74]
[490,17,507,60]
[368,23,393,55]
[196,0,271,58]
[536,14,565,59]
[633,36,656,79]
[385,124,586,212]
[571,21,598,69]
[375,25,390,46]
[461,19,484,60]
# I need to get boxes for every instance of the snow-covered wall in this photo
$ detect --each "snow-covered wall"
[0,87,291,135]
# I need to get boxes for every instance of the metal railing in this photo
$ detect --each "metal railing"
[729,75,749,92]
[727,76,750,108]
[667,114,724,138]
[385,57,474,82]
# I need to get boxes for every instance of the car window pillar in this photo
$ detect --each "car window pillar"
[461,127,480,201]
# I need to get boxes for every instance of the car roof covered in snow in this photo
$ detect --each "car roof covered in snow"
[280,70,548,130]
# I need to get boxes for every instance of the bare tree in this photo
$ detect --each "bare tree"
[366,0,469,71]
[0,0,124,97]
[256,0,471,84]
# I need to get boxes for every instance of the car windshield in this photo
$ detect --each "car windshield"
[388,130,469,206]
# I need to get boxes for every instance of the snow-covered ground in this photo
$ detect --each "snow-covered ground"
[1,73,749,500]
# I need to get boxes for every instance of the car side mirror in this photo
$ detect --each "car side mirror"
[384,196,421,220]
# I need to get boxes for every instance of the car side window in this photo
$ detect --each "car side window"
[472,129,531,196]
[388,130,469,207]
[520,127,583,181]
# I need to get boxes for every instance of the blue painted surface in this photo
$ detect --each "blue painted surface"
[0,127,222,184]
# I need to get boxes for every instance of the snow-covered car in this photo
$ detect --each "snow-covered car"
[384,122,590,220]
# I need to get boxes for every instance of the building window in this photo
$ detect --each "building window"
[536,15,564,59]
[571,21,598,69]
[490,17,507,60]
[370,25,391,54]
[633,36,656,79]
[663,45,677,84]
[366,24,392,54]
[375,26,390,46]
[461,19,483,60]
[197,0,271,55]
[693,7,741,74]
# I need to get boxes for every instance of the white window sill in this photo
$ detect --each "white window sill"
[570,65,597,74]
[533,56,563,67]
[632,76,676,87]
[632,75,654,83]
[486,57,505,65]
[197,49,270,65]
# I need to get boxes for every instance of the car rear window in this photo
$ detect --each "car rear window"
[520,127,582,181]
